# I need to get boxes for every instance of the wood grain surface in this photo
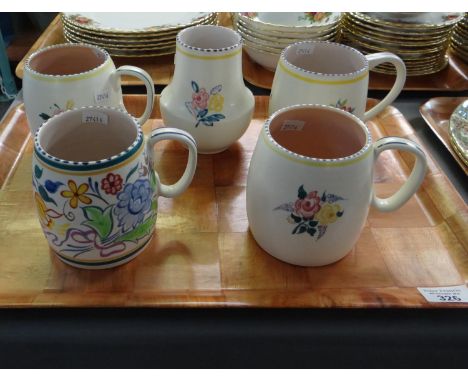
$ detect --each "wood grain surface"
[15,14,468,91]
[420,97,468,175]
[0,95,467,308]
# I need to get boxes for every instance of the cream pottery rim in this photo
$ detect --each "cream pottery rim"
[177,25,242,53]
[281,41,370,78]
[24,42,111,79]
[264,104,373,165]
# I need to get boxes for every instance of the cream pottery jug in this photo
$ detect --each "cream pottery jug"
[269,41,406,121]
[23,43,155,134]
[160,25,255,154]
[246,104,427,266]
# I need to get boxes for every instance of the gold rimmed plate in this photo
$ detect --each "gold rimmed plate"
[62,19,179,44]
[342,29,449,52]
[237,12,342,33]
[61,13,218,39]
[64,33,176,57]
[62,12,216,36]
[372,57,449,76]
[63,28,177,49]
[345,14,451,40]
[343,34,449,57]
[342,18,450,46]
[235,15,338,43]
[237,23,336,52]
[352,12,463,32]
[449,100,468,166]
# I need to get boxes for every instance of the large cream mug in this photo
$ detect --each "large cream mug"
[269,41,406,120]
[24,43,155,134]
[246,104,427,266]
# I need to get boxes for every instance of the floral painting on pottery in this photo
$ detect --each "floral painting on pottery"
[274,185,345,240]
[298,12,333,23]
[39,100,75,122]
[330,99,355,114]
[185,81,226,127]
[32,152,157,262]
[67,14,94,25]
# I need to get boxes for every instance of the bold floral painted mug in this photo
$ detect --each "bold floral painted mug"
[23,43,155,134]
[33,106,197,269]
[246,104,427,266]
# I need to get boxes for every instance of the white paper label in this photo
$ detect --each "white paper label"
[281,120,305,131]
[94,89,110,104]
[417,285,468,303]
[82,111,108,125]
[296,47,312,55]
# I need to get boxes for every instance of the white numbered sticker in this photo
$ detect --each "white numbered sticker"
[94,89,110,104]
[281,120,305,132]
[82,111,108,125]
[417,285,468,303]
[296,47,312,55]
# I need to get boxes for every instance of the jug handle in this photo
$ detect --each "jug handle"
[364,53,406,121]
[372,137,427,212]
[147,128,198,198]
[116,65,155,125]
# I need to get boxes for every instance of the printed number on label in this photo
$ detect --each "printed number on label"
[82,111,109,125]
[281,120,305,131]
[436,295,462,302]
[297,48,312,55]
[94,89,110,104]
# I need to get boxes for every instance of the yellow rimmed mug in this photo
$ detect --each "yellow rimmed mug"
[269,41,406,121]
[247,104,427,266]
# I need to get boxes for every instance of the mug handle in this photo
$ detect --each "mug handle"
[372,137,427,212]
[115,65,155,125]
[363,53,406,121]
[147,127,198,198]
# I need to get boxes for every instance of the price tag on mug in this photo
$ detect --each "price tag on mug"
[82,111,109,125]
[94,88,110,104]
[281,120,305,131]
[417,285,468,303]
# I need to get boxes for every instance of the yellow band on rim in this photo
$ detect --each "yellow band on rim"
[262,129,372,168]
[176,46,241,60]
[27,59,113,83]
[279,60,368,85]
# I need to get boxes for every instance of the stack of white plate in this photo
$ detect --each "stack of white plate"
[62,12,218,57]
[233,12,341,71]
[341,12,464,76]
[450,13,468,63]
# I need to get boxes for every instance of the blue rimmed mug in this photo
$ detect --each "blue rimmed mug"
[32,106,197,269]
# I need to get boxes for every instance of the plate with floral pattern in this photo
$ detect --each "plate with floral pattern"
[364,12,464,28]
[238,12,341,33]
[62,12,214,35]
[449,100,468,166]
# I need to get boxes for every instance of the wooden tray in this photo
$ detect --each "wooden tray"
[0,95,467,308]
[420,97,468,175]
[15,14,468,91]
[243,50,468,91]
